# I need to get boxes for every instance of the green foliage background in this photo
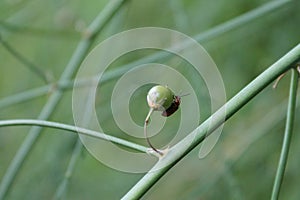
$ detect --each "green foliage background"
[0,0,299,199]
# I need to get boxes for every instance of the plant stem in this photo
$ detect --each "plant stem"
[185,95,300,198]
[0,34,50,83]
[0,86,50,109]
[100,0,291,84]
[0,78,96,109]
[271,68,298,200]
[122,44,300,199]
[0,1,127,199]
[193,0,291,42]
[0,21,79,38]
[144,108,163,156]
[0,0,290,110]
[0,119,148,153]
[53,139,83,200]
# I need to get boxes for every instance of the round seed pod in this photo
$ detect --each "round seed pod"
[147,85,174,111]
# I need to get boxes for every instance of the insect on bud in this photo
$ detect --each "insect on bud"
[161,95,181,117]
[144,85,180,157]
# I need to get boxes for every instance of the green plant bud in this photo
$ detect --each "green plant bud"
[147,85,174,111]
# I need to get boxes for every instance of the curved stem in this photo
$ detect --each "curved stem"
[0,119,148,153]
[122,43,300,199]
[271,68,299,200]
[0,1,128,199]
[144,108,163,156]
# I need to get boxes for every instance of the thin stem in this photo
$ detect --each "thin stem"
[184,94,300,198]
[101,0,291,85]
[271,68,298,200]
[122,43,300,199]
[0,78,97,110]
[145,108,154,124]
[144,108,163,156]
[53,139,83,200]
[0,34,51,83]
[0,119,148,153]
[0,0,290,110]
[193,0,291,42]
[0,0,292,196]
[0,21,79,39]
[0,86,51,109]
[0,1,127,199]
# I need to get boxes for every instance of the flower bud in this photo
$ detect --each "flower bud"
[147,85,174,111]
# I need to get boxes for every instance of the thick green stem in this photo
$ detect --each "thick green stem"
[0,0,293,198]
[271,69,298,200]
[122,44,300,199]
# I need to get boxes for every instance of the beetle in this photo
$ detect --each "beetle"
[161,95,181,117]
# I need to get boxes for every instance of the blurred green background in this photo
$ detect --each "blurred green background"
[0,0,299,199]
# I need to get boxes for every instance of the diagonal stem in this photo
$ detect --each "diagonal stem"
[0,34,50,83]
[52,139,83,200]
[122,43,300,199]
[0,0,291,110]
